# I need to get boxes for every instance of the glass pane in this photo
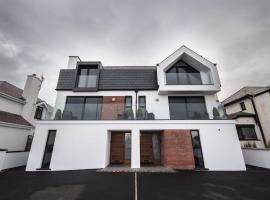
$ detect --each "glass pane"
[177,72,189,84]
[188,73,202,85]
[166,67,178,84]
[124,133,131,160]
[86,75,97,87]
[191,130,204,168]
[186,97,206,119]
[139,96,146,106]
[41,130,56,168]
[78,75,88,87]
[241,127,256,139]
[152,133,161,160]
[65,97,84,120]
[80,68,88,75]
[169,97,188,119]
[83,97,101,120]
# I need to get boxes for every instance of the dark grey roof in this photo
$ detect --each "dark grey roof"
[56,69,77,90]
[0,111,32,127]
[222,86,270,105]
[56,66,158,91]
[227,111,255,119]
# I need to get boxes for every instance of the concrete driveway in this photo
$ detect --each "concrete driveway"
[0,166,270,200]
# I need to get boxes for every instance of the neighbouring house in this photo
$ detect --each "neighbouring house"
[0,75,53,171]
[222,86,270,148]
[26,45,246,171]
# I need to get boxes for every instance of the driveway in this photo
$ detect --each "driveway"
[0,166,270,200]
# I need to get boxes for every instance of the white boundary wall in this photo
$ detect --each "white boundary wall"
[242,148,270,169]
[26,120,246,171]
[0,151,29,171]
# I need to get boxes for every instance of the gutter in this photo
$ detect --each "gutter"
[250,95,267,147]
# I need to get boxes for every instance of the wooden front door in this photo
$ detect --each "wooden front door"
[110,133,125,164]
[140,133,154,164]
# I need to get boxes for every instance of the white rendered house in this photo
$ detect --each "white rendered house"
[223,86,270,148]
[0,75,52,171]
[26,45,246,171]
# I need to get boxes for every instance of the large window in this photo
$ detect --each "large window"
[77,65,98,88]
[236,125,257,140]
[166,60,202,85]
[168,96,208,120]
[64,96,102,120]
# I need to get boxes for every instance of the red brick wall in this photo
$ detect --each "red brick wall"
[161,130,195,170]
[101,96,125,120]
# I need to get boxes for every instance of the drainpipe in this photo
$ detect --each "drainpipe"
[135,90,138,119]
[250,95,267,147]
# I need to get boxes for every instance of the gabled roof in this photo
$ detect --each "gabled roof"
[222,86,270,105]
[0,81,25,101]
[56,66,158,91]
[0,110,33,127]
[0,81,43,103]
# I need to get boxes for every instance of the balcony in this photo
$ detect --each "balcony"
[51,103,227,121]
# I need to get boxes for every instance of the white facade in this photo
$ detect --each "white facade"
[26,45,246,171]
[27,120,246,171]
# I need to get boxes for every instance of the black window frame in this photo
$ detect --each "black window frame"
[168,96,208,120]
[190,130,205,168]
[34,106,43,120]
[138,96,146,118]
[64,96,102,120]
[124,96,132,112]
[41,130,57,169]
[73,63,100,92]
[236,125,258,141]
[240,102,246,111]
[166,60,202,85]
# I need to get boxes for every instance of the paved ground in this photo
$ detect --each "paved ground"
[0,166,270,200]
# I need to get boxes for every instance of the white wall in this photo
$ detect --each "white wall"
[254,92,270,143]
[0,151,29,170]
[225,98,255,115]
[0,125,32,151]
[0,96,23,115]
[242,148,270,169]
[235,117,265,148]
[26,120,246,171]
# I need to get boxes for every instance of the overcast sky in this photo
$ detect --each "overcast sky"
[0,0,270,105]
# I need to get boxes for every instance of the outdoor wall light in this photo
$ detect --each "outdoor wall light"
[112,97,116,102]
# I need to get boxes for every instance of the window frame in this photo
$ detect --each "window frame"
[124,96,132,112]
[73,63,100,92]
[64,96,102,120]
[236,125,258,141]
[34,106,44,120]
[165,60,202,85]
[240,102,246,111]
[168,96,208,120]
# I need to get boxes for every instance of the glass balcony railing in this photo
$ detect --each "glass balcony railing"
[49,103,228,121]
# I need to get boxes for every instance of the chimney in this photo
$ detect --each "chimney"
[21,74,43,124]
[67,56,81,69]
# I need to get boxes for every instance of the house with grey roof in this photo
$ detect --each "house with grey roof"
[222,86,270,149]
[0,75,53,171]
[26,45,246,172]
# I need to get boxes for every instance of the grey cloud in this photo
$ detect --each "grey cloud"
[0,0,270,104]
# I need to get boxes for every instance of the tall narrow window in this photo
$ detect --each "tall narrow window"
[138,96,146,119]
[240,102,246,111]
[191,130,204,168]
[34,106,43,120]
[124,133,131,161]
[25,135,33,151]
[77,65,98,88]
[125,96,132,111]
[41,130,56,169]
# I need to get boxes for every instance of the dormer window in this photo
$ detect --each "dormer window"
[166,60,202,85]
[77,65,98,88]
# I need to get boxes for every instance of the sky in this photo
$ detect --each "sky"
[0,0,270,105]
